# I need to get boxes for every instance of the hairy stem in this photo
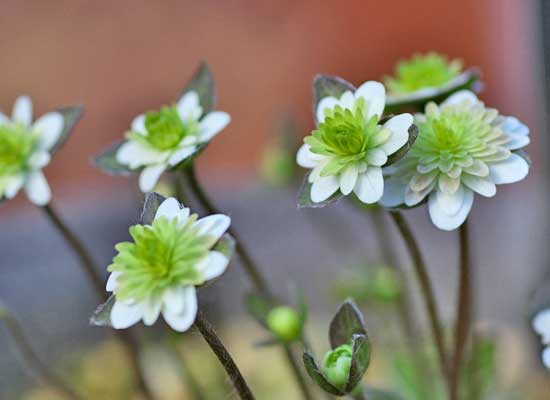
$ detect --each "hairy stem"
[0,306,81,400]
[41,203,156,400]
[194,311,255,400]
[389,212,448,381]
[449,220,472,400]
[182,164,315,400]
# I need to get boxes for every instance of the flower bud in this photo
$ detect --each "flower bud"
[321,343,353,389]
[266,306,302,343]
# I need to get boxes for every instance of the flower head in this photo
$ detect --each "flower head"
[106,197,231,331]
[115,90,230,192]
[381,90,530,230]
[297,81,413,204]
[0,96,66,205]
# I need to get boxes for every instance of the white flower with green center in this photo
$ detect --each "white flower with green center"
[115,91,230,192]
[106,197,231,331]
[381,90,530,230]
[0,96,64,205]
[297,81,413,204]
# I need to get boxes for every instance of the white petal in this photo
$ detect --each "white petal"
[25,171,51,205]
[497,116,529,136]
[168,145,197,166]
[366,148,388,166]
[442,90,479,107]
[155,197,182,220]
[543,347,550,369]
[142,297,163,326]
[33,112,64,150]
[196,251,230,281]
[131,114,146,134]
[4,175,24,198]
[380,114,413,155]
[177,91,202,121]
[162,286,198,332]
[355,81,386,119]
[339,164,359,195]
[532,309,550,344]
[139,164,166,192]
[296,144,320,169]
[404,180,436,207]
[12,96,33,127]
[380,177,406,207]
[116,140,166,169]
[198,112,231,142]
[111,300,143,329]
[339,91,355,109]
[353,167,384,204]
[106,271,121,292]
[316,96,340,123]
[461,175,496,198]
[504,133,530,150]
[0,112,9,125]
[428,187,474,231]
[489,154,529,185]
[27,151,51,169]
[194,214,231,240]
[163,286,186,314]
[310,175,340,203]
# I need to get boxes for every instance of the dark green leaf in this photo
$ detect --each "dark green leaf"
[313,74,356,124]
[51,106,84,154]
[140,192,167,225]
[385,123,418,166]
[302,351,346,396]
[329,299,367,348]
[243,292,272,328]
[297,173,343,209]
[345,334,372,391]
[178,62,215,116]
[90,295,115,327]
[93,140,136,176]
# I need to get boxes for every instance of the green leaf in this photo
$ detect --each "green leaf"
[329,299,367,348]
[345,334,371,391]
[90,295,115,327]
[302,351,346,396]
[297,172,343,209]
[385,122,418,166]
[243,292,272,328]
[93,140,136,176]
[313,75,356,124]
[51,106,84,154]
[140,192,167,225]
[179,62,216,116]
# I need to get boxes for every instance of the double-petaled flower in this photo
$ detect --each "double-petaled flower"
[381,90,530,230]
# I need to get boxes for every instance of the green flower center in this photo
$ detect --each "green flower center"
[304,99,390,176]
[0,122,37,178]
[385,53,462,94]
[129,106,199,151]
[322,343,353,389]
[108,215,213,302]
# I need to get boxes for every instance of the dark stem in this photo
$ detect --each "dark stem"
[194,311,255,400]
[41,203,156,400]
[388,212,448,380]
[182,165,315,400]
[449,220,472,400]
[0,307,82,400]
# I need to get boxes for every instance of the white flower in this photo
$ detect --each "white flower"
[532,308,550,345]
[115,91,230,192]
[542,347,550,369]
[297,81,413,204]
[0,96,65,205]
[381,90,530,230]
[106,197,231,332]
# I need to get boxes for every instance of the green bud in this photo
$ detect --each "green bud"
[266,306,302,342]
[322,343,353,389]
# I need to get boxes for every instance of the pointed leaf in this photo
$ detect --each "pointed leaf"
[329,299,367,348]
[313,75,356,125]
[51,106,84,154]
[178,62,215,116]
[90,295,115,327]
[244,292,272,327]
[345,334,372,391]
[93,140,136,176]
[297,173,343,208]
[302,351,346,396]
[140,192,167,225]
[385,123,418,166]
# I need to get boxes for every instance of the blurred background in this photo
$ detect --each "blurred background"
[1,0,549,398]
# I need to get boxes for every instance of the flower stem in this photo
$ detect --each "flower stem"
[448,220,472,400]
[182,164,315,400]
[0,305,82,400]
[41,203,156,400]
[193,311,256,400]
[388,212,448,380]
